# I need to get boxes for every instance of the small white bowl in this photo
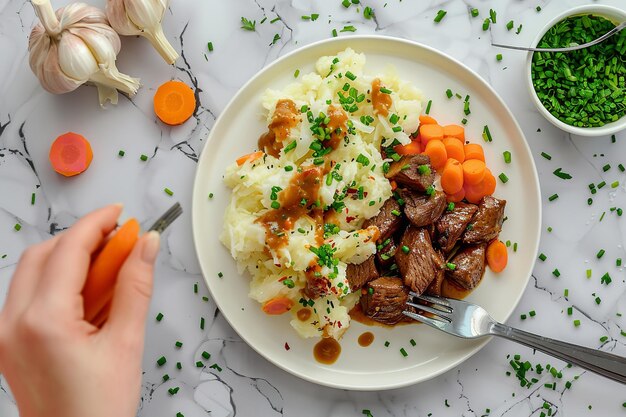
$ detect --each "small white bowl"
[525,5,626,137]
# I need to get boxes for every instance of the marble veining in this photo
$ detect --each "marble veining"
[1,0,626,416]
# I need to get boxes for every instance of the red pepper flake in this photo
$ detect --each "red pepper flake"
[346,216,356,223]
[284,342,290,350]
[337,321,342,328]
[278,276,288,282]
[347,188,357,194]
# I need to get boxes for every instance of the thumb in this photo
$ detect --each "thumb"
[104,231,160,345]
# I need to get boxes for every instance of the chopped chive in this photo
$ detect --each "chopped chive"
[538,253,547,261]
[611,181,619,188]
[603,164,611,172]
[379,87,392,94]
[163,374,170,381]
[332,28,337,37]
[573,320,581,327]
[498,173,509,184]
[553,168,572,179]
[516,24,523,34]
[31,192,36,205]
[168,387,180,395]
[363,7,374,19]
[567,306,573,315]
[597,181,606,189]
[552,269,561,277]
[208,193,214,199]
[600,336,608,342]
[446,89,453,98]
[548,194,559,202]
[175,341,183,348]
[586,269,592,278]
[619,164,625,172]
[425,100,432,114]
[202,351,211,360]
[529,310,536,317]
[140,154,148,161]
[177,362,182,369]
[400,347,408,357]
[617,258,622,267]
[284,165,293,172]
[434,9,447,23]
[164,187,174,196]
[156,356,167,366]
[391,209,401,217]
[503,151,511,164]
[446,262,456,270]
[597,249,605,259]
[506,20,514,30]
[345,71,356,81]
[340,25,357,32]
[536,6,542,12]
[470,8,479,17]
[601,272,612,285]
[482,18,490,30]
[410,338,416,346]
[196,361,204,368]
[564,288,569,297]
[541,152,552,160]
[520,314,527,320]
[218,272,223,278]
[489,8,497,23]
[482,125,492,142]
[496,54,503,61]
[156,312,164,322]
[118,149,125,157]
[200,317,205,330]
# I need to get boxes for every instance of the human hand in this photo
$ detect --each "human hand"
[0,205,160,417]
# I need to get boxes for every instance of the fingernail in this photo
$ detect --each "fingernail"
[142,231,160,263]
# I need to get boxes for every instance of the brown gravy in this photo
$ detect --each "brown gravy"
[257,167,323,251]
[258,99,300,158]
[313,337,341,364]
[371,78,392,117]
[441,279,471,300]
[358,331,374,347]
[297,308,312,321]
[349,303,413,327]
[326,105,348,150]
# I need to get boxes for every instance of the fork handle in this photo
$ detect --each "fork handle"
[491,323,626,385]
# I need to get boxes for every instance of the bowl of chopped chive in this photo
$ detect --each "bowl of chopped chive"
[526,5,626,137]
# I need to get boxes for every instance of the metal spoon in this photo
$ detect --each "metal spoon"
[492,21,626,52]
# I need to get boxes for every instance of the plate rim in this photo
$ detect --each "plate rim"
[192,35,542,390]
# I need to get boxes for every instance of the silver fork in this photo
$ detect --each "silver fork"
[492,21,626,52]
[148,202,183,233]
[404,293,626,384]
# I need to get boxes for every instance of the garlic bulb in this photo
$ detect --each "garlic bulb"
[106,0,179,65]
[28,0,140,106]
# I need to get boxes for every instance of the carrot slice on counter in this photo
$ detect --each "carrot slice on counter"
[49,132,93,177]
[447,187,465,203]
[443,124,465,140]
[236,151,264,166]
[462,159,486,185]
[441,159,464,194]
[424,139,447,169]
[395,140,422,156]
[82,218,141,323]
[153,80,196,125]
[486,240,508,273]
[262,296,294,315]
[442,137,465,163]
[463,143,485,161]
[419,115,439,125]
[419,124,444,143]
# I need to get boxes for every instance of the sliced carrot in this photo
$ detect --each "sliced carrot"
[262,296,294,315]
[464,182,486,204]
[441,159,464,194]
[236,151,264,166]
[424,139,447,169]
[419,115,438,125]
[447,187,465,203]
[395,140,422,156]
[82,218,141,323]
[462,159,486,185]
[419,124,444,143]
[463,143,485,162]
[442,137,465,163]
[443,124,465,140]
[486,240,508,273]
[481,169,497,196]
[154,80,196,125]
[49,132,93,177]
[390,180,398,191]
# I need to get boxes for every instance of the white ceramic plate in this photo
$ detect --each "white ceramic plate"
[192,36,541,390]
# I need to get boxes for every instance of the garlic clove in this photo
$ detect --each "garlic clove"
[40,42,83,94]
[58,31,100,82]
[105,0,140,36]
[124,0,165,31]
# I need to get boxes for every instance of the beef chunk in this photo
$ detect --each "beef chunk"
[360,277,409,325]
[385,154,435,192]
[436,202,479,253]
[395,226,445,294]
[425,269,445,296]
[347,255,379,291]
[446,245,486,290]
[400,189,447,227]
[363,198,402,241]
[462,196,506,244]
[376,237,397,268]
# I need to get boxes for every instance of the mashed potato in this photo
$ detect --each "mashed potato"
[221,48,423,340]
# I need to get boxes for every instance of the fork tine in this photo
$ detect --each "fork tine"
[148,202,183,233]
[406,301,452,322]
[410,292,452,308]
[402,310,449,328]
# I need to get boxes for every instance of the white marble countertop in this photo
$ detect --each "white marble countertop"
[1,0,626,416]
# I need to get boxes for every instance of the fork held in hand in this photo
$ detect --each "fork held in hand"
[404,293,626,385]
